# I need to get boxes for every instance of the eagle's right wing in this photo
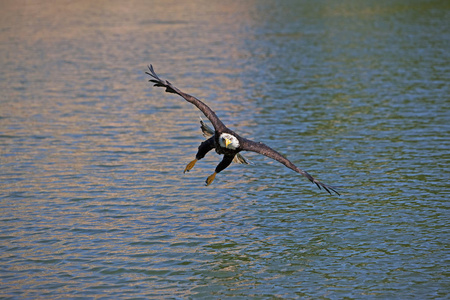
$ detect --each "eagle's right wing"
[147,65,227,132]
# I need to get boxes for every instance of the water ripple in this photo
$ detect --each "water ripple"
[1,0,448,298]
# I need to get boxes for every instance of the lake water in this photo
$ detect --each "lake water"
[1,0,448,298]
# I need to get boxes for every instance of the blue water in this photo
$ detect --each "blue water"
[1,0,448,298]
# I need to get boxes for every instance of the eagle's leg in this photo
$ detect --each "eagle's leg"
[205,172,216,186]
[206,155,234,186]
[184,159,198,173]
[184,137,215,173]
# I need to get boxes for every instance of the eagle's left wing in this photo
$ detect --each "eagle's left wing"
[240,138,340,195]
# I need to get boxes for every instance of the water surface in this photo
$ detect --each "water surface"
[0,0,448,298]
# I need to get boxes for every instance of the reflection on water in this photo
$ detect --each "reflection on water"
[0,0,448,298]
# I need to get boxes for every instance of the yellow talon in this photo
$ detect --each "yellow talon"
[205,172,217,186]
[184,159,197,173]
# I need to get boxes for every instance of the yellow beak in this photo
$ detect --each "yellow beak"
[225,138,231,148]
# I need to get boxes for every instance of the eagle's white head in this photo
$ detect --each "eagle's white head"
[219,133,240,150]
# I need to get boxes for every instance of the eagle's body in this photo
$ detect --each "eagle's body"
[200,118,250,165]
[146,65,339,195]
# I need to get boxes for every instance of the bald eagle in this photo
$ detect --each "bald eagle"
[146,65,340,195]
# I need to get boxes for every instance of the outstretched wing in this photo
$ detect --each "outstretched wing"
[240,138,340,195]
[146,65,226,132]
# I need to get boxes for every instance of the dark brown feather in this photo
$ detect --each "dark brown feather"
[240,138,340,195]
[146,65,340,195]
[146,65,226,132]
